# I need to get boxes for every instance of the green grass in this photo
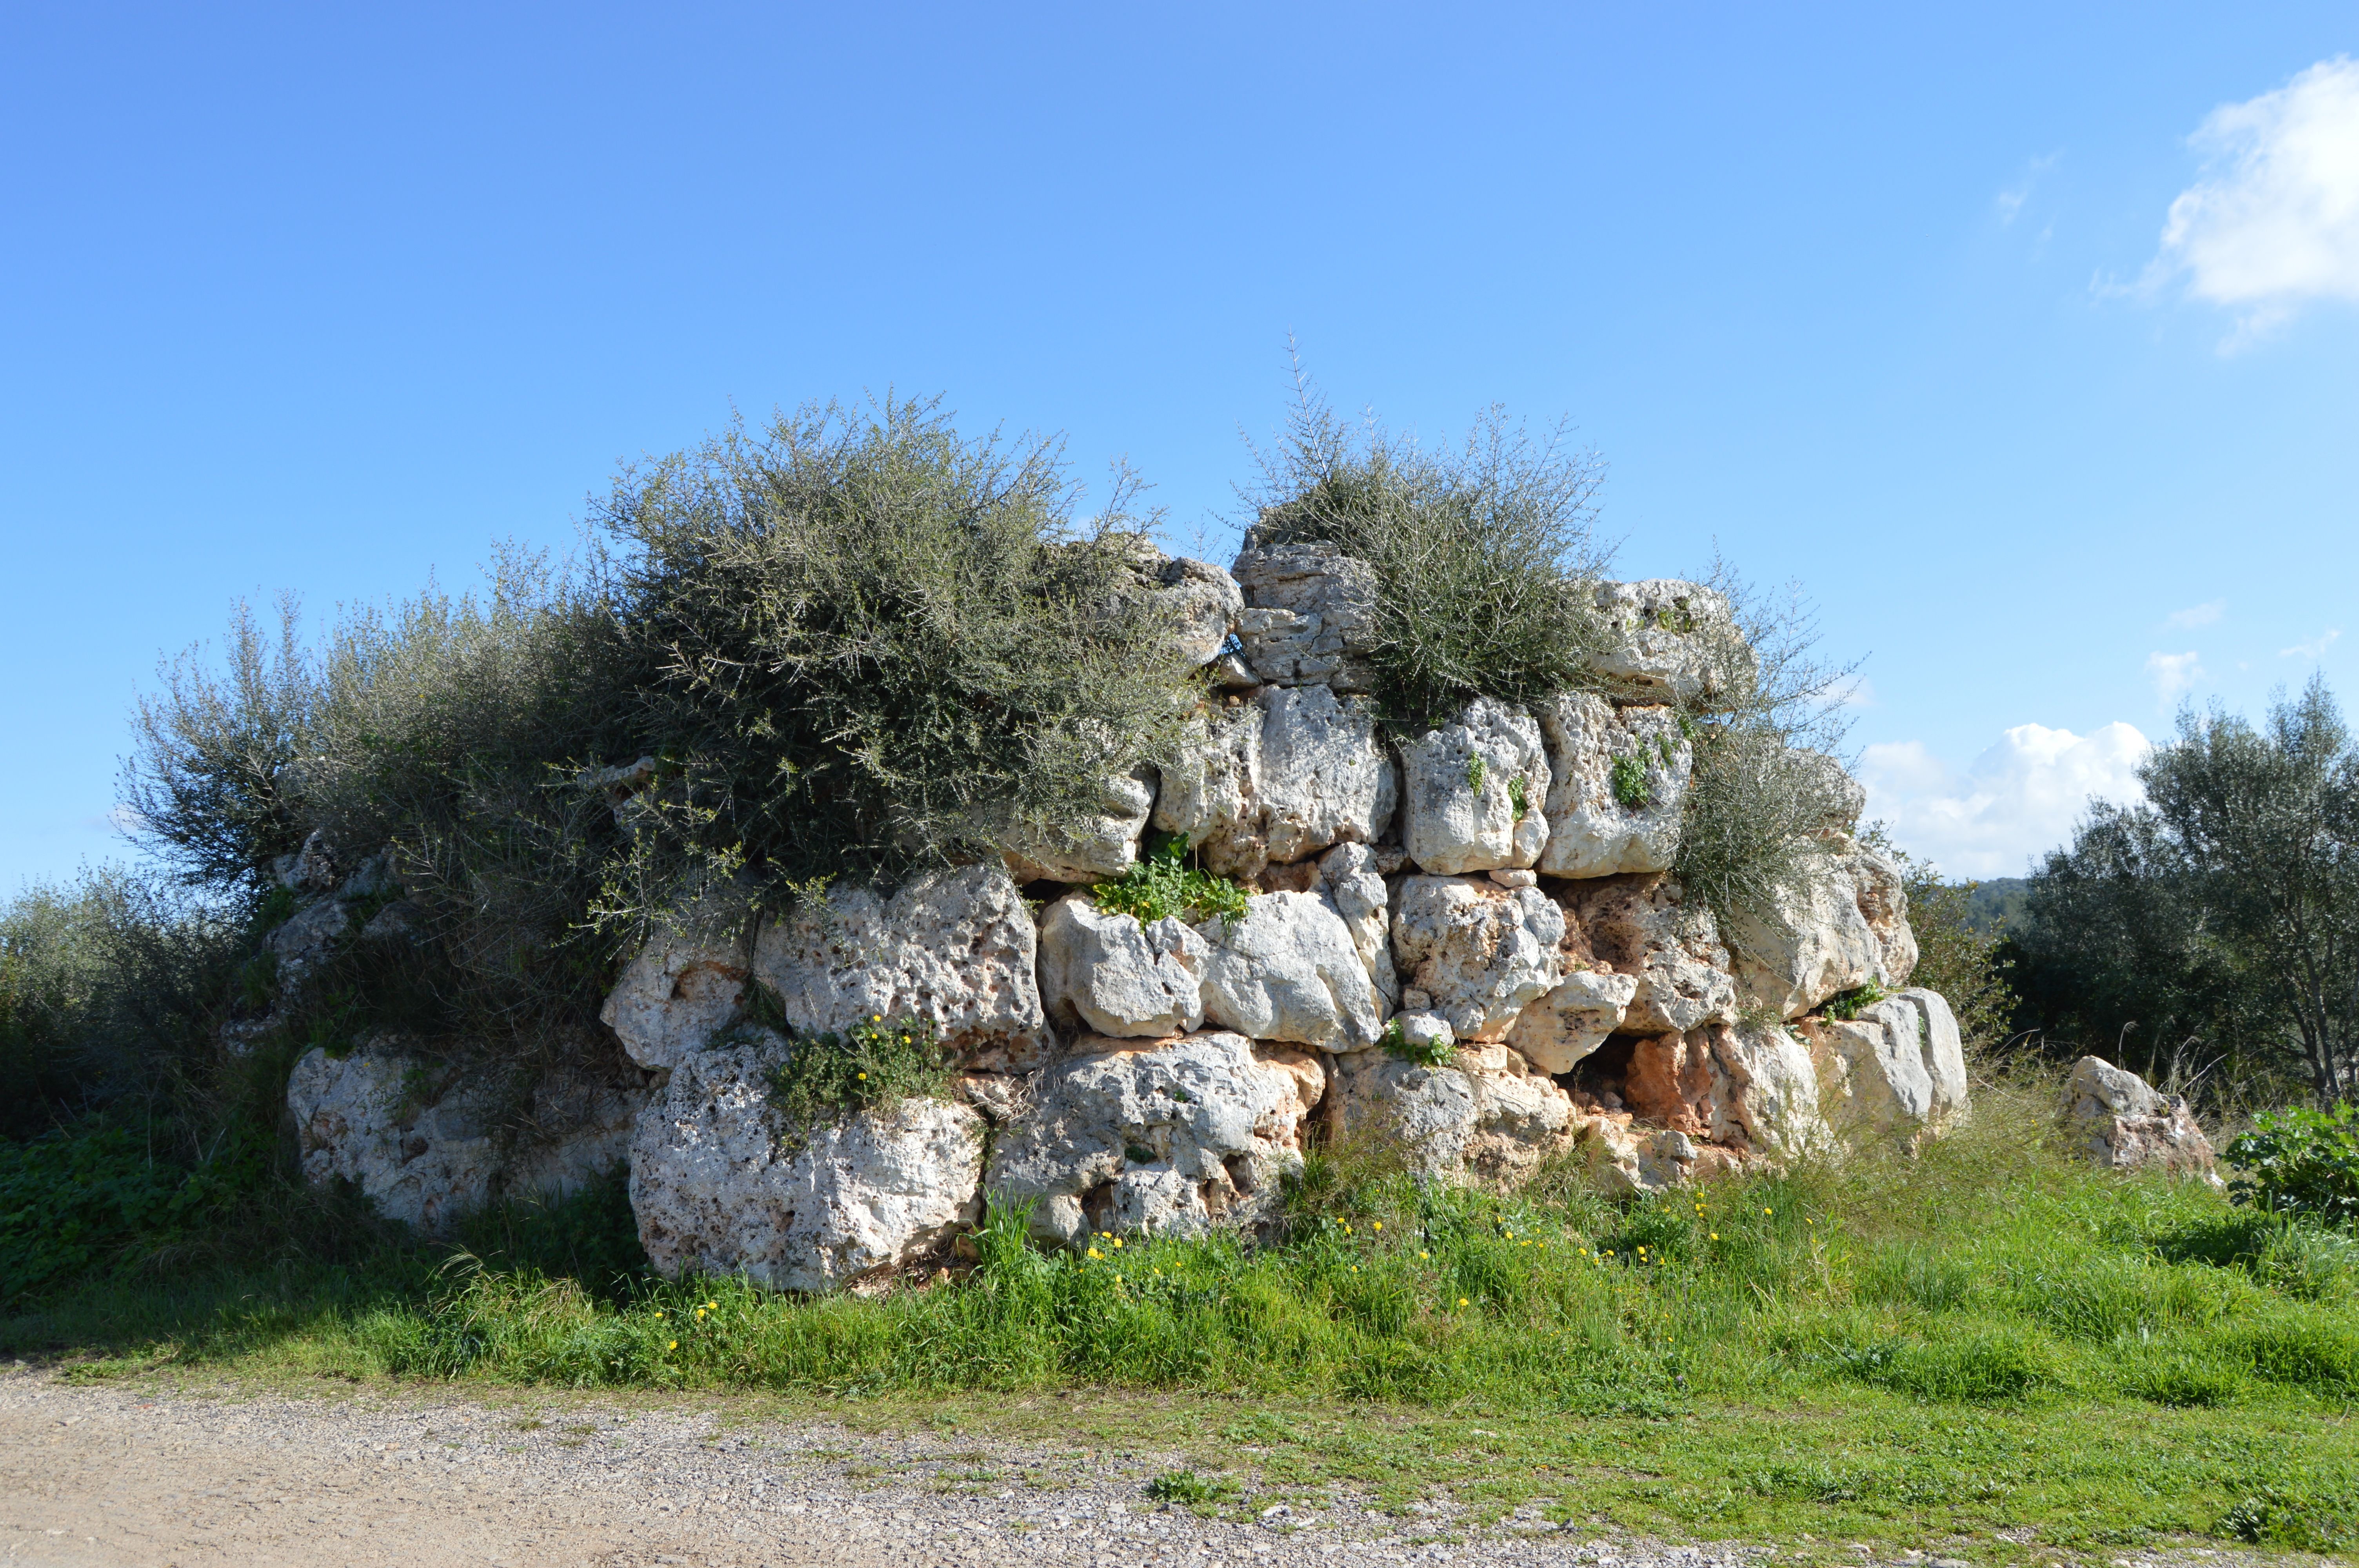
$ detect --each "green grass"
[8,1076,2357,1557]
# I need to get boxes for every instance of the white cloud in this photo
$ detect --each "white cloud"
[2164,599,2225,630]
[1858,722,2153,879]
[2281,627,2342,659]
[2146,649,2204,700]
[2154,57,2359,343]
[1996,153,2059,226]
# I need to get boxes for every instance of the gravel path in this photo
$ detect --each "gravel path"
[0,1363,1768,1568]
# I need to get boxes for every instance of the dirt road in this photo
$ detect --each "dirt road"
[0,1365,1741,1568]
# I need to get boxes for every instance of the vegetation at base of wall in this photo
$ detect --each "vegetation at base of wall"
[1087,834,1251,929]
[762,1014,960,1145]
[1242,378,1613,737]
[2226,1103,2359,1227]
[11,1071,2359,1554]
[1999,675,2359,1110]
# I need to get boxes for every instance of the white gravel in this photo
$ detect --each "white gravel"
[0,1361,1777,1568]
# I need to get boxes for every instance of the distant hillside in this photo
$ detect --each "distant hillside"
[1962,877,2027,935]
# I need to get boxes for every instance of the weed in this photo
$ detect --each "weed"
[765,1016,958,1147]
[1821,981,1888,1022]
[1381,1017,1454,1068]
[1147,1469,1239,1506]
[1610,753,1651,809]
[1090,834,1250,930]
[1508,775,1530,822]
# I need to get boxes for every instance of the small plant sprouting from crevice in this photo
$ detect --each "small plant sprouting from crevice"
[1611,753,1652,810]
[1090,833,1251,930]
[764,1013,958,1147]
[1509,774,1530,822]
[1821,980,1889,1022]
[1466,755,1488,797]
[1381,1015,1456,1068]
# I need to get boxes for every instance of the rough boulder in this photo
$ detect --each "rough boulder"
[2063,1056,2221,1182]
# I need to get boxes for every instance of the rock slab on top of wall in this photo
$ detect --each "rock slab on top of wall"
[1151,684,1396,880]
[1590,579,1749,708]
[751,863,1049,1071]
[1396,699,1551,876]
[628,1035,985,1292]
[985,1030,1323,1248]
[1391,876,1566,1043]
[1230,539,1380,691]
[1533,692,1690,878]
[2063,1056,2221,1181]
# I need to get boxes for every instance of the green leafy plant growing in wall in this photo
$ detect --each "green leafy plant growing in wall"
[1821,980,1889,1022]
[1466,755,1487,796]
[1610,753,1652,810]
[1090,833,1250,930]
[765,1006,958,1148]
[1509,775,1530,822]
[1380,1014,1455,1067]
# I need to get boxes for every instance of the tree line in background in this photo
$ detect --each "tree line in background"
[1972,675,2359,1111]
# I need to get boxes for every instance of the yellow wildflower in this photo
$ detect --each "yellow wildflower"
[1112,1238,1124,1249]
[1458,1297,1469,1307]
[1372,1221,1382,1231]
[1710,1232,1719,1240]
[857,1071,867,1080]
[668,1340,678,1350]
[1419,1250,1430,1259]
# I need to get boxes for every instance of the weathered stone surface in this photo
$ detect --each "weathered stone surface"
[1796,749,1867,834]
[272,828,340,894]
[1576,1118,1705,1195]
[1591,579,1749,708]
[2064,1056,2221,1181]
[601,925,750,1071]
[1151,555,1244,667]
[1391,876,1566,1042]
[1615,1024,1828,1161]
[1196,891,1386,1050]
[1562,874,1738,1035]
[750,864,1048,1070]
[1151,684,1396,879]
[1505,967,1639,1075]
[1397,699,1550,876]
[1533,693,1690,877]
[1036,895,1207,1039]
[1003,767,1158,885]
[1809,988,1968,1141]
[1318,841,1400,1005]
[1231,540,1379,690]
[267,896,353,982]
[985,1031,1323,1247]
[288,1045,642,1236]
[1327,1043,1575,1185]
[1727,840,1914,1020]
[629,1036,985,1292]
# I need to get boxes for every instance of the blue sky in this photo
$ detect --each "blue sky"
[5,2,2355,888]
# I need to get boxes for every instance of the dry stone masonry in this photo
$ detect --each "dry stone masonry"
[277,539,2036,1291]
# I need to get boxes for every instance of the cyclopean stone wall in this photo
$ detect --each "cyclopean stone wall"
[278,541,1971,1290]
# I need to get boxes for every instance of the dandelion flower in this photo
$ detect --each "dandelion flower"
[871,1015,881,1023]
[1372,1221,1382,1231]
[654,1310,665,1319]
[1710,1232,1719,1241]
[1763,1208,1772,1216]
[1419,1250,1430,1259]
[668,1340,678,1350]
[1458,1297,1469,1307]
[1112,1238,1124,1249]
[1352,1265,1359,1273]
[857,1071,867,1081]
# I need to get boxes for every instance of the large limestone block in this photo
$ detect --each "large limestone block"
[267,895,353,983]
[1391,876,1565,1042]
[1152,684,1396,879]
[1810,988,1968,1141]
[1037,895,1207,1038]
[1577,1119,1706,1196]
[1003,767,1158,885]
[986,1031,1323,1247]
[1230,539,1379,690]
[1590,579,1750,708]
[288,1046,643,1236]
[628,1036,985,1291]
[1616,1023,1828,1161]
[601,924,751,1070]
[1318,841,1401,1005]
[1506,967,1639,1075]
[1533,692,1690,877]
[1728,840,1914,1020]
[1195,891,1386,1050]
[1326,1042,1575,1185]
[2063,1056,2221,1181]
[750,864,1048,1069]
[1397,699,1551,875]
[1149,555,1244,667]
[1563,874,1737,1034]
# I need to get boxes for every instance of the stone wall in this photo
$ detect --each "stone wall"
[278,541,1971,1289]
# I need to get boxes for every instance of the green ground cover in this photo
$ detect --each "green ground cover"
[7,1076,2356,1558]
